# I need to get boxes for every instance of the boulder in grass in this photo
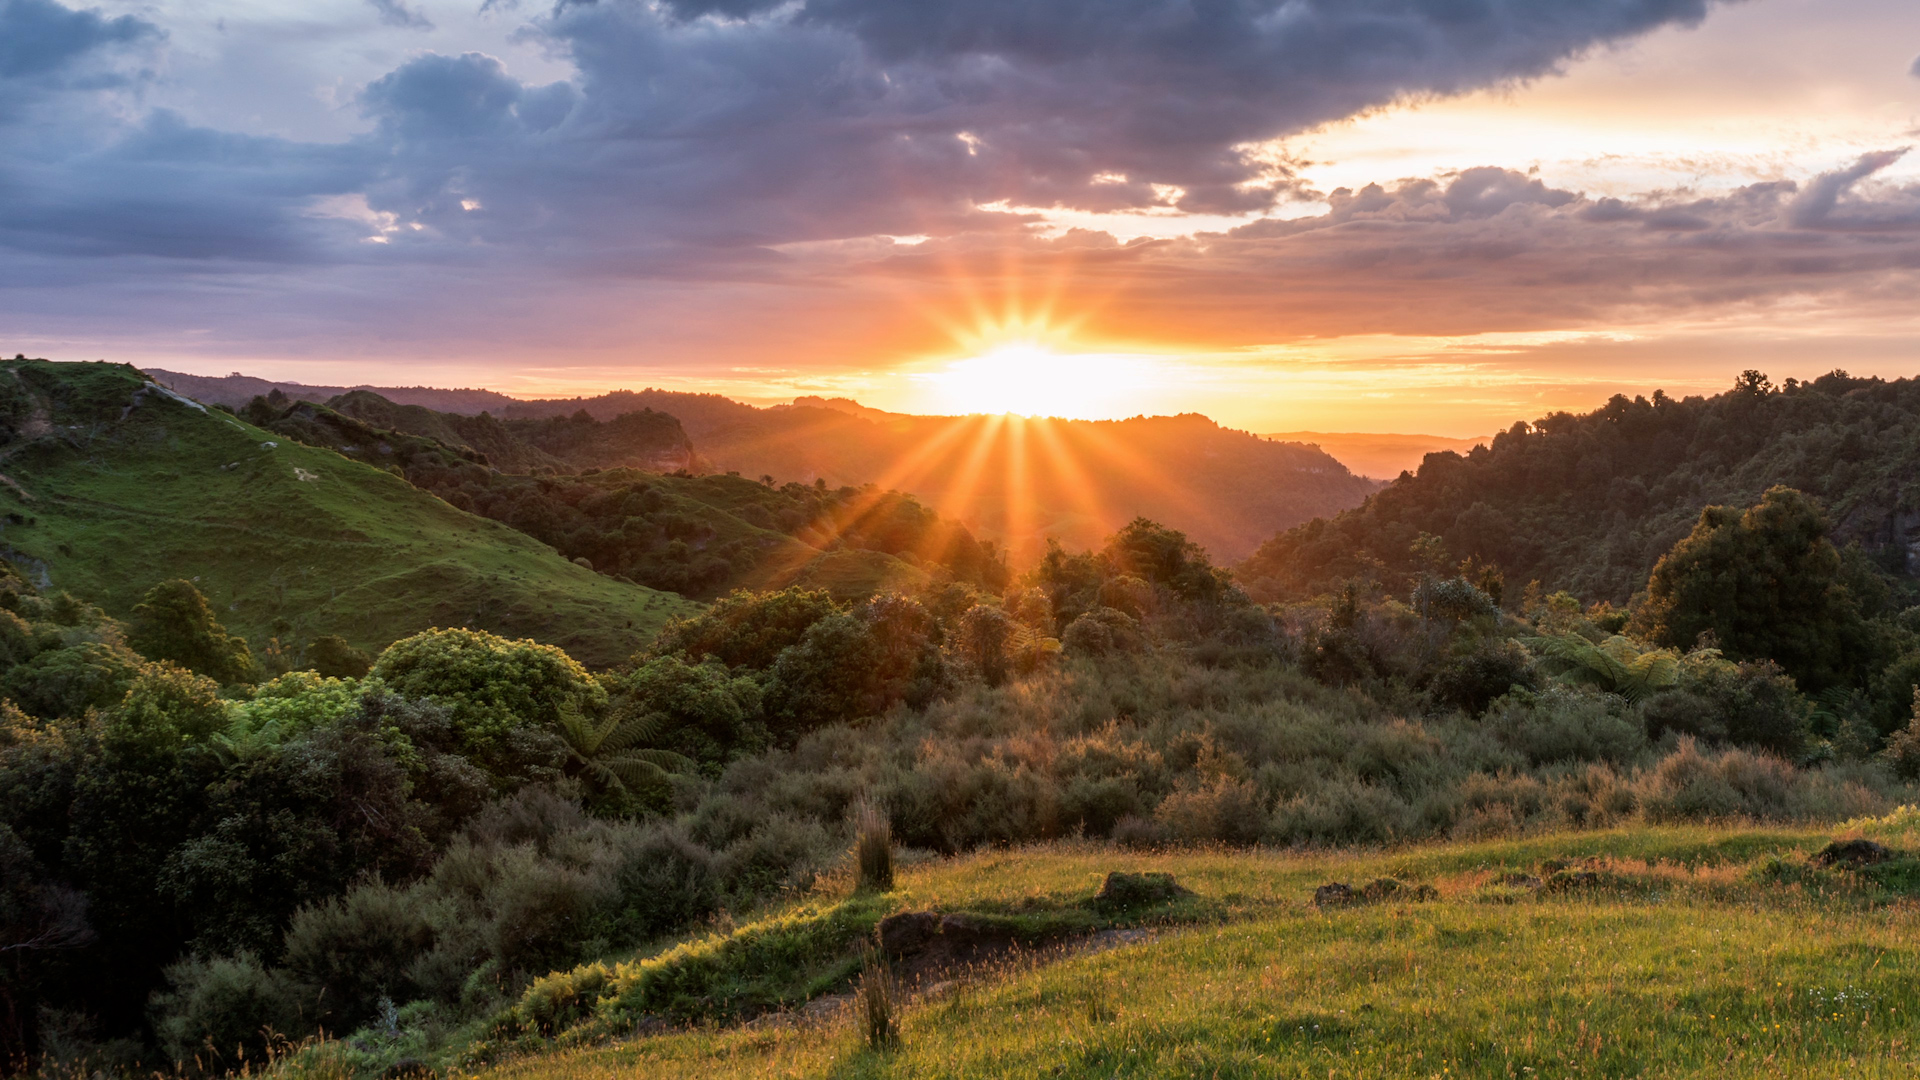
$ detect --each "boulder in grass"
[1313,882,1355,907]
[1812,838,1893,869]
[1092,872,1194,914]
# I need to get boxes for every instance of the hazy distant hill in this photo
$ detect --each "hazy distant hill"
[1265,431,1492,480]
[150,368,520,415]
[1242,370,1920,604]
[506,391,1381,562]
[0,361,696,665]
[155,373,1383,562]
[243,392,1006,601]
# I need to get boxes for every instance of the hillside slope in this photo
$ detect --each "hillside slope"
[1242,371,1920,603]
[508,391,1380,562]
[242,395,1004,601]
[0,361,697,666]
[149,368,520,414]
[435,821,1919,1080]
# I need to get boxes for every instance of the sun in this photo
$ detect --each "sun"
[916,343,1165,419]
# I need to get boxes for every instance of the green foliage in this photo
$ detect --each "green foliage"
[308,635,372,679]
[127,579,258,684]
[1524,632,1680,702]
[149,952,303,1068]
[1632,487,1879,693]
[2,639,143,720]
[653,588,841,671]
[554,707,690,808]
[1102,518,1230,605]
[1241,371,1920,611]
[225,671,365,747]
[371,629,606,752]
[614,656,767,768]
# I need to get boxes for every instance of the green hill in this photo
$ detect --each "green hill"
[242,394,1006,601]
[1241,370,1920,605]
[329,820,1920,1080]
[0,360,697,666]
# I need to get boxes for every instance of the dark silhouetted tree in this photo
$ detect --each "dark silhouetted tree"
[126,579,257,684]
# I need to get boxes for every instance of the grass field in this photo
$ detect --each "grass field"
[432,813,1920,1080]
[0,361,698,666]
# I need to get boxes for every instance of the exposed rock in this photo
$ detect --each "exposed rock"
[1315,878,1436,906]
[1091,871,1194,913]
[1313,882,1354,907]
[1813,838,1893,868]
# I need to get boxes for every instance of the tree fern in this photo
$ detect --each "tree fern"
[556,705,692,797]
[1523,632,1679,702]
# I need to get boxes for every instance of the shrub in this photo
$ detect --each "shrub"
[126,580,258,685]
[281,882,434,1031]
[853,801,893,893]
[1061,607,1142,659]
[652,588,840,671]
[1429,639,1536,715]
[2,640,143,720]
[370,629,605,752]
[150,953,306,1068]
[306,636,372,680]
[1483,687,1647,767]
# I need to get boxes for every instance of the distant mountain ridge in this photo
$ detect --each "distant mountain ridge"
[148,372,1385,563]
[1265,431,1493,481]
[150,369,521,415]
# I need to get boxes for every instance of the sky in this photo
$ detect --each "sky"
[2,0,1918,435]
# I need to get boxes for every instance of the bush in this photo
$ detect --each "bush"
[150,953,306,1068]
[306,636,372,680]
[652,588,840,671]
[370,629,605,752]
[126,580,257,685]
[281,883,434,1031]
[1483,687,1647,767]
[1429,638,1536,714]
[1061,607,1142,659]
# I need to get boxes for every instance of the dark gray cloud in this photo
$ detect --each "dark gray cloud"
[0,0,1736,276]
[0,0,158,81]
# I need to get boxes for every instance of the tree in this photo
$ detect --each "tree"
[651,588,840,671]
[370,628,605,753]
[306,635,371,679]
[1630,487,1877,694]
[126,579,257,684]
[554,706,691,807]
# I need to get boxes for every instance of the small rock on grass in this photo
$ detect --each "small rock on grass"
[1092,871,1195,914]
[1813,838,1893,868]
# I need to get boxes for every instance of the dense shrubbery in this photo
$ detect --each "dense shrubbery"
[4,502,1920,1076]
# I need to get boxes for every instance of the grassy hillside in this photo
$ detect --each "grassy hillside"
[1243,370,1920,604]
[0,360,697,666]
[240,395,1005,601]
[376,818,1920,1080]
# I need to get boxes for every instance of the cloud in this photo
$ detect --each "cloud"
[368,0,433,32]
[0,0,158,81]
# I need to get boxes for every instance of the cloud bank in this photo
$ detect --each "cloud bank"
[4,0,1916,384]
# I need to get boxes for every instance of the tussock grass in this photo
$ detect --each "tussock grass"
[854,801,895,894]
[439,819,1920,1080]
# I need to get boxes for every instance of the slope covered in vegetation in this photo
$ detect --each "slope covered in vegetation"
[500,391,1381,563]
[1241,369,1920,606]
[0,360,695,665]
[460,819,1920,1080]
[242,395,1008,600]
